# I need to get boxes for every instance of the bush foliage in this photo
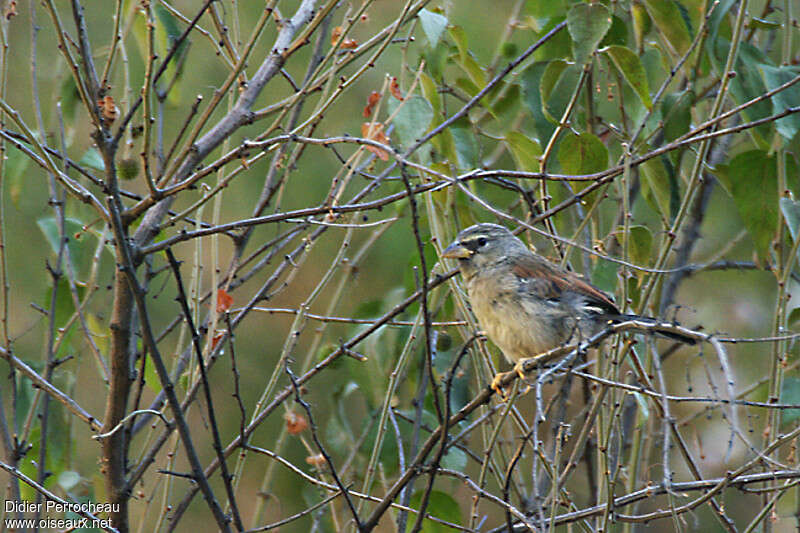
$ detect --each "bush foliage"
[1,0,800,532]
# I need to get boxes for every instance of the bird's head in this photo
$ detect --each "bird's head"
[442,223,528,277]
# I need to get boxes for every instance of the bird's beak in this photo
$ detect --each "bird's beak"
[442,241,472,259]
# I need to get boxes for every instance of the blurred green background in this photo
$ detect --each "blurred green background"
[1,0,799,531]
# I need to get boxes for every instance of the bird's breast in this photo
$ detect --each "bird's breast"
[465,270,574,363]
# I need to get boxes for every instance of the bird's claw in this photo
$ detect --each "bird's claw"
[490,370,514,400]
[491,366,533,401]
[514,359,529,381]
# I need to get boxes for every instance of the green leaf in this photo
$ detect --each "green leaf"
[781,377,800,425]
[521,62,556,141]
[441,447,467,472]
[661,90,693,141]
[451,118,479,170]
[406,490,462,532]
[540,61,581,123]
[592,259,618,294]
[632,2,651,52]
[504,132,541,172]
[418,9,448,48]
[58,471,81,491]
[557,132,608,175]
[601,15,630,48]
[707,0,735,46]
[154,3,189,96]
[631,391,650,427]
[758,65,800,142]
[780,198,800,264]
[711,163,732,194]
[679,0,705,35]
[155,4,183,46]
[540,60,568,109]
[455,77,480,98]
[644,0,692,57]
[525,0,568,23]
[423,40,448,81]
[567,2,612,64]
[501,42,519,58]
[603,45,652,110]
[420,72,441,118]
[37,217,94,278]
[363,415,400,475]
[131,5,190,105]
[59,75,81,121]
[449,25,468,60]
[626,225,653,266]
[641,157,679,222]
[5,142,31,208]
[36,217,66,254]
[491,83,521,118]
[449,26,486,89]
[780,198,800,242]
[19,427,40,500]
[390,96,434,150]
[789,307,800,329]
[726,150,777,260]
[458,55,487,89]
[79,147,105,172]
[145,355,162,394]
[749,17,782,30]
[533,19,574,61]
[710,41,773,145]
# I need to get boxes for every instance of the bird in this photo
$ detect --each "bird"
[441,223,696,396]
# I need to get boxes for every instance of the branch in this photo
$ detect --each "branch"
[0,346,101,431]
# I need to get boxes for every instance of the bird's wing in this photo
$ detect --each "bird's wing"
[510,254,619,315]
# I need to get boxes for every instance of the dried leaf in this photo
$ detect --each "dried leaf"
[363,91,381,118]
[210,330,226,350]
[331,25,358,49]
[331,26,343,45]
[389,77,404,100]
[97,95,119,125]
[361,122,390,161]
[216,289,234,313]
[305,454,325,466]
[284,411,308,435]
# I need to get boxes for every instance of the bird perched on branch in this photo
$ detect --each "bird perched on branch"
[442,223,696,396]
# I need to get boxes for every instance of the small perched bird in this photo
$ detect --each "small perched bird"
[442,223,695,395]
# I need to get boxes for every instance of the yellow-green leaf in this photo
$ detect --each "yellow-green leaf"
[644,0,691,57]
[504,132,541,172]
[661,90,693,141]
[567,2,612,64]
[603,45,652,110]
[406,490,462,533]
[418,9,448,47]
[726,150,777,260]
[540,61,581,123]
[389,96,434,150]
[758,64,800,142]
[557,132,608,175]
[617,225,653,266]
[641,157,678,222]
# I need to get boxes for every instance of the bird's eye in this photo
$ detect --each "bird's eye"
[477,237,487,247]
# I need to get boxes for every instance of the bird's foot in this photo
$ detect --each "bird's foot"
[513,359,530,381]
[490,370,515,400]
[490,367,532,400]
